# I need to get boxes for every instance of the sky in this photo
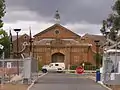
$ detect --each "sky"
[3,0,115,36]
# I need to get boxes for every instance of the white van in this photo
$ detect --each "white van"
[42,63,65,73]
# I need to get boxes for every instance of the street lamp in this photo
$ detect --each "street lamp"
[14,29,21,75]
[94,40,100,69]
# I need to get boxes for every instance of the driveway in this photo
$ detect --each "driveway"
[30,73,108,90]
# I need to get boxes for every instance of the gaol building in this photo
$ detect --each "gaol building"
[12,11,106,68]
[32,24,94,68]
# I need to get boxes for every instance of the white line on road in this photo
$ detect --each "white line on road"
[27,73,48,90]
[97,82,112,90]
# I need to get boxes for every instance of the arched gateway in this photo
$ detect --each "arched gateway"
[52,53,65,63]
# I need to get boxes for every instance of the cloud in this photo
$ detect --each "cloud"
[3,10,52,23]
[65,22,101,36]
[3,20,101,36]
[3,0,115,35]
[3,21,53,35]
[4,0,114,24]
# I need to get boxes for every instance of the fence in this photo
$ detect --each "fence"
[0,59,24,76]
[70,65,97,71]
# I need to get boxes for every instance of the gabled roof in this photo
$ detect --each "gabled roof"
[12,34,29,41]
[33,24,80,38]
[83,33,106,44]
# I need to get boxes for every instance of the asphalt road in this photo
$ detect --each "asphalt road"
[30,73,108,90]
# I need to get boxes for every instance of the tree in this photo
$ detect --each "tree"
[100,0,120,41]
[0,0,6,28]
[0,0,9,58]
[0,29,10,58]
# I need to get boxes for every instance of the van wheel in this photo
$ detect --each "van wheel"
[42,69,47,73]
[57,68,62,73]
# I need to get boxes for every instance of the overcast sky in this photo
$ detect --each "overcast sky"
[3,0,114,36]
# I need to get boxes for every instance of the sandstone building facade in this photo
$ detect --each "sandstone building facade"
[12,24,105,68]
[32,24,97,68]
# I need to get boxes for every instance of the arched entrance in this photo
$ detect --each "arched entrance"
[52,53,65,63]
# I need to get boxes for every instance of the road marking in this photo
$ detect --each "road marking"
[97,82,112,90]
[87,76,112,90]
[27,73,48,90]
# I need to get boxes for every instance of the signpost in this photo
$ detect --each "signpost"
[76,66,84,74]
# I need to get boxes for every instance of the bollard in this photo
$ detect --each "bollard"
[96,69,101,82]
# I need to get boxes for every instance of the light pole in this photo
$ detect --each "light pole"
[94,40,100,69]
[14,29,21,75]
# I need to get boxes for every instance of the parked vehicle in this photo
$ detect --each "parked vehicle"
[42,63,65,73]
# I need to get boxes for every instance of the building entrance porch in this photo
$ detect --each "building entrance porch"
[51,53,65,63]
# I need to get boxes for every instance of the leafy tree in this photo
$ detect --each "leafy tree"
[0,29,10,58]
[100,0,120,41]
[0,0,9,58]
[0,0,6,28]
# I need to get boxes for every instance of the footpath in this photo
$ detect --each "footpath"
[0,72,43,90]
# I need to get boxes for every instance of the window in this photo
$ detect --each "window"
[54,30,60,35]
[23,35,28,40]
[74,56,79,63]
[49,64,53,67]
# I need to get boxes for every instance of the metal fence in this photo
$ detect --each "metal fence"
[0,59,24,76]
[70,65,97,71]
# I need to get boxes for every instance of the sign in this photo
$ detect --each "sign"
[7,62,12,68]
[76,66,84,74]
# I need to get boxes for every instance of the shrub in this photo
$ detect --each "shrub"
[70,65,78,70]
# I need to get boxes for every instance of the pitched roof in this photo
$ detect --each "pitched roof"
[12,35,22,41]
[33,24,80,38]
[83,33,106,45]
[12,34,29,41]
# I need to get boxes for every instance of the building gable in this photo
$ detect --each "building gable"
[34,24,80,40]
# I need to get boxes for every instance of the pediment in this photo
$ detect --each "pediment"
[34,24,81,40]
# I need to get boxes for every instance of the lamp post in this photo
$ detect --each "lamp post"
[94,40,100,69]
[14,29,21,75]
